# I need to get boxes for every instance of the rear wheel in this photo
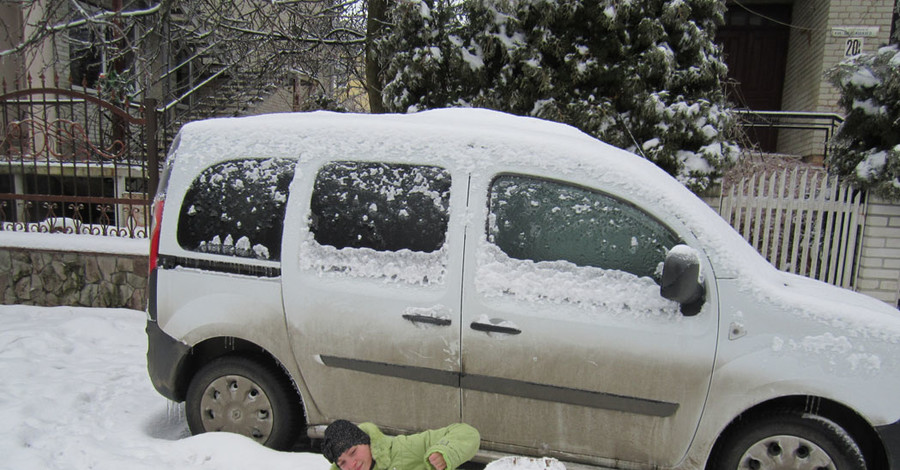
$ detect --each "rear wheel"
[185,355,302,450]
[711,410,866,470]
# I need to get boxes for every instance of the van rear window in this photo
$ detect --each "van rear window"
[310,161,451,253]
[177,158,295,261]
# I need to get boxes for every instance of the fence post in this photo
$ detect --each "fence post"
[145,98,159,200]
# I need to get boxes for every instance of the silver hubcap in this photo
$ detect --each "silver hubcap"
[199,374,274,443]
[739,435,836,470]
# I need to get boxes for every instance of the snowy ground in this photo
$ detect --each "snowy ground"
[0,305,331,470]
[0,304,544,470]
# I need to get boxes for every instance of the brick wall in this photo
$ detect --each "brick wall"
[857,197,900,306]
[779,0,830,157]
[778,0,895,157]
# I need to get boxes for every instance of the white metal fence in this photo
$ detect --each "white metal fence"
[719,168,867,288]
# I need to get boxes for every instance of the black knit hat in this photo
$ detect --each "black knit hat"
[322,420,371,463]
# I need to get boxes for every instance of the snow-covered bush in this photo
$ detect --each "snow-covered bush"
[826,44,900,199]
[378,0,739,194]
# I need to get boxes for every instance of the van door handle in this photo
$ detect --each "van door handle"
[402,314,452,326]
[470,321,522,335]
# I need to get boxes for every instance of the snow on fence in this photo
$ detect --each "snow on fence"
[719,168,867,289]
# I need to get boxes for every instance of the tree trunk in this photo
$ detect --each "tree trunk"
[366,0,387,114]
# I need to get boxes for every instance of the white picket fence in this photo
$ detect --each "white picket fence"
[719,168,867,288]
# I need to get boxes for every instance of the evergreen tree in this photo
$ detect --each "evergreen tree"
[826,41,900,199]
[379,0,738,193]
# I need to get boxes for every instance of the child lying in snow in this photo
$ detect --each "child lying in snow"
[322,420,480,470]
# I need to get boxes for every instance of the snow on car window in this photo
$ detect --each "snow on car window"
[299,240,448,286]
[476,243,681,321]
[177,158,294,261]
[302,161,452,285]
[310,161,451,253]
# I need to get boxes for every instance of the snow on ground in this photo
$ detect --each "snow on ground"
[0,303,546,470]
[0,304,330,470]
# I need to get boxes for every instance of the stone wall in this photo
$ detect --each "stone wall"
[0,247,147,310]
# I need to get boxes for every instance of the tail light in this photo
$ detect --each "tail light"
[149,197,165,274]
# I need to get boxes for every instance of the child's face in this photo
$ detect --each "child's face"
[336,444,373,470]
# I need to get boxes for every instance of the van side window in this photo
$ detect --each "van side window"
[177,158,295,261]
[488,175,679,282]
[310,162,451,253]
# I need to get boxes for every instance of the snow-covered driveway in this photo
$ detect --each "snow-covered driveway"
[0,305,331,470]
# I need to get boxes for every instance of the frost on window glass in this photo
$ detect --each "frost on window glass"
[302,161,451,286]
[476,244,681,320]
[310,161,451,253]
[177,158,295,261]
[487,175,680,282]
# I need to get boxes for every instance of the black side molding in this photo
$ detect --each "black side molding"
[319,355,678,417]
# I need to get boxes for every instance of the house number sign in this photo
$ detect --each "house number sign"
[832,26,879,58]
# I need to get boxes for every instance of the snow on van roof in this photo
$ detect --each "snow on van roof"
[176,108,680,206]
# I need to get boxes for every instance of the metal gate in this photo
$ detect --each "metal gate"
[719,168,867,288]
[0,78,159,238]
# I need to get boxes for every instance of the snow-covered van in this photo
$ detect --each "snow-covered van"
[147,109,900,470]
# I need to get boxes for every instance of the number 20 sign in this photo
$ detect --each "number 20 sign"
[845,38,863,57]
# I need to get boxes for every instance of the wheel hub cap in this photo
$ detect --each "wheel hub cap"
[199,374,274,443]
[739,435,836,470]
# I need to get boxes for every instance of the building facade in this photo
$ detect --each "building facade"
[719,0,899,158]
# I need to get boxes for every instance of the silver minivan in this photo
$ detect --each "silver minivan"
[147,109,900,470]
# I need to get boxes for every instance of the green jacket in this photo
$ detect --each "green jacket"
[328,423,481,470]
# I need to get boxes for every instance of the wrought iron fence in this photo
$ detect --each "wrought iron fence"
[0,76,159,238]
[733,109,845,159]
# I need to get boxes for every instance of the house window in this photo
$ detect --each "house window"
[69,24,103,88]
[67,1,136,91]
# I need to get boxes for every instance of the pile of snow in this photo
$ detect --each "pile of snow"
[486,457,567,470]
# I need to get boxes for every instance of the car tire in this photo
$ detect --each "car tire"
[185,354,302,450]
[711,409,866,470]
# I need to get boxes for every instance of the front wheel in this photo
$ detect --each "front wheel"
[711,410,866,470]
[185,355,302,450]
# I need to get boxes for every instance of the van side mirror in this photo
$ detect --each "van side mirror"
[660,245,706,316]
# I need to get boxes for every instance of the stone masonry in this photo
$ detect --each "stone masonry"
[0,247,147,310]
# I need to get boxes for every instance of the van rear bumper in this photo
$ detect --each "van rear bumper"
[876,419,900,469]
[146,319,191,402]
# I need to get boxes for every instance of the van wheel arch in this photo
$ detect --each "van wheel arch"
[176,337,296,397]
[706,396,886,469]
[175,337,308,442]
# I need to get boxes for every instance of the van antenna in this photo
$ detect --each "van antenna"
[617,115,648,160]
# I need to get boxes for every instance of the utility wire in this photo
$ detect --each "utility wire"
[731,0,816,32]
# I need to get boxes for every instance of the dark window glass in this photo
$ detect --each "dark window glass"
[488,175,680,281]
[177,158,295,261]
[310,162,451,253]
[69,26,102,88]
